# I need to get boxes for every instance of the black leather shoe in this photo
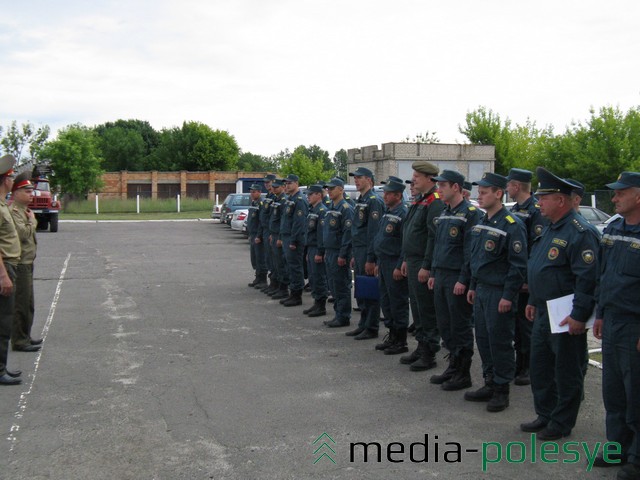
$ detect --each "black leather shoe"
[13,344,41,352]
[326,319,350,328]
[520,417,548,432]
[354,329,378,340]
[0,373,22,385]
[592,453,626,468]
[30,338,43,346]
[537,426,570,441]
[345,327,364,337]
[6,369,22,378]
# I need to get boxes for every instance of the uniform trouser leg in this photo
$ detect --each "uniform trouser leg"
[353,247,379,331]
[249,235,267,275]
[0,263,17,375]
[602,315,640,464]
[530,307,586,433]
[283,236,305,291]
[378,257,409,330]
[264,232,274,273]
[307,247,328,301]
[270,236,287,284]
[325,251,351,322]
[12,263,34,348]
[514,291,532,358]
[406,256,440,352]
[434,269,474,356]
[474,284,516,384]
[281,236,291,286]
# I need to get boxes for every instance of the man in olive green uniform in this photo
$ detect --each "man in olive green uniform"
[399,161,444,371]
[0,155,24,385]
[10,172,42,352]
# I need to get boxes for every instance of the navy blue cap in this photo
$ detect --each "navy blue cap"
[349,167,374,178]
[381,176,403,185]
[249,183,262,191]
[507,168,533,183]
[433,169,465,187]
[463,181,472,191]
[382,180,406,193]
[263,174,276,181]
[306,184,324,194]
[284,174,299,183]
[473,172,507,189]
[535,167,575,196]
[272,179,285,187]
[323,177,345,188]
[605,171,640,190]
[565,178,585,197]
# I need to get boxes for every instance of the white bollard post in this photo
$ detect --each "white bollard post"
[95,194,99,215]
[137,195,140,214]
[177,194,181,213]
[591,194,596,208]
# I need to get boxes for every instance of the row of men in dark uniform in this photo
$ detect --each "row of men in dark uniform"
[0,154,44,387]
[243,162,640,478]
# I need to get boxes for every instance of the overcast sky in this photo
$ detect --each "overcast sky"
[1,0,638,158]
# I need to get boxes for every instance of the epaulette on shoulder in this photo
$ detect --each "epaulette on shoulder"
[571,218,586,232]
[534,203,540,209]
[505,215,515,224]
[342,203,350,210]
[369,194,376,199]
[433,192,440,199]
[468,206,476,211]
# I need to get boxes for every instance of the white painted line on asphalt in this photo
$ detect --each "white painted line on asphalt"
[7,252,71,452]
[61,218,215,223]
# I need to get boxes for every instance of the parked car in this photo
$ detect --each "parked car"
[578,205,611,231]
[214,193,249,224]
[596,213,620,234]
[230,209,249,232]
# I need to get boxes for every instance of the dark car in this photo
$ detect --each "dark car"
[214,193,266,225]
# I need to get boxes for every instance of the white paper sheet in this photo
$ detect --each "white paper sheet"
[546,293,595,334]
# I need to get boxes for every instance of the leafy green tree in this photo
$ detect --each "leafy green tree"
[333,148,348,178]
[147,121,239,171]
[0,120,50,164]
[42,124,104,199]
[96,127,147,171]
[279,148,334,185]
[94,119,160,171]
[459,106,512,174]
[237,152,278,171]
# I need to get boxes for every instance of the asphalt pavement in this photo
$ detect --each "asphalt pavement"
[0,220,613,479]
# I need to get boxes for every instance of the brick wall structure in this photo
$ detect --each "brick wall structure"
[93,170,270,201]
[346,143,496,185]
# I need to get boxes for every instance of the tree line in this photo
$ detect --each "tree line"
[1,105,639,197]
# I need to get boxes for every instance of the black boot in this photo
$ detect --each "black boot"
[430,354,458,385]
[409,343,437,371]
[263,278,278,294]
[464,376,494,402]
[271,284,289,299]
[487,383,510,412]
[308,298,327,317]
[375,328,396,351]
[385,328,409,355]
[248,275,259,287]
[279,290,294,304]
[283,290,303,307]
[303,300,319,315]
[400,342,424,365]
[253,273,268,289]
[442,351,472,391]
[514,352,531,386]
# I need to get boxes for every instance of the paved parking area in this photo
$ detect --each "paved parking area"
[0,221,612,479]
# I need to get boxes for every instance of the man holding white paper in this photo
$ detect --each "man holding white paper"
[519,167,600,441]
[593,171,640,478]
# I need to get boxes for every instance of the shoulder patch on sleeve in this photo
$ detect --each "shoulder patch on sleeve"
[505,215,515,224]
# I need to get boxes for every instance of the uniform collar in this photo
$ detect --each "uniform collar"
[483,205,508,224]
[549,209,576,229]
